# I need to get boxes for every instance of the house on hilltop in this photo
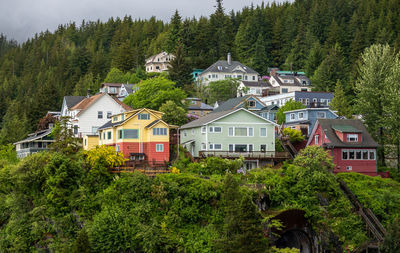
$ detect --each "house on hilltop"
[307,119,378,176]
[200,53,259,86]
[100,83,137,100]
[145,51,175,73]
[14,129,54,158]
[261,91,334,108]
[268,69,312,94]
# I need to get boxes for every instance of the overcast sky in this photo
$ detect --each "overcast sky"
[0,0,288,43]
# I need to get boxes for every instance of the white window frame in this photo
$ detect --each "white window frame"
[260,128,267,137]
[201,126,207,133]
[298,112,304,120]
[347,134,358,142]
[346,166,352,171]
[290,113,295,121]
[228,127,254,137]
[156,144,164,152]
[248,100,256,107]
[316,112,326,118]
[314,135,319,145]
[201,143,206,150]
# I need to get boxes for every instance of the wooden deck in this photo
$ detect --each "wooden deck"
[199,151,290,160]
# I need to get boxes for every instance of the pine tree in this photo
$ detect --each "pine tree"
[111,40,136,72]
[251,34,269,75]
[168,44,193,88]
[166,10,182,53]
[305,41,324,77]
[330,80,352,118]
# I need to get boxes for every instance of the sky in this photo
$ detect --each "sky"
[0,0,286,43]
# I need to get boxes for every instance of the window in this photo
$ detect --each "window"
[305,98,310,105]
[138,113,150,120]
[260,128,267,137]
[229,144,234,152]
[290,113,295,120]
[121,114,125,121]
[124,129,139,139]
[248,128,254,136]
[92,126,98,134]
[347,134,358,142]
[107,111,112,119]
[183,131,187,137]
[316,112,326,118]
[38,142,43,148]
[109,87,117,93]
[98,111,103,119]
[260,144,267,152]
[103,132,105,140]
[201,126,206,133]
[107,131,111,140]
[356,150,362,159]
[362,150,369,160]
[252,76,256,81]
[209,144,222,150]
[116,145,120,152]
[118,130,123,139]
[209,126,222,133]
[298,112,304,119]
[282,88,288,93]
[249,144,253,152]
[346,166,352,171]
[113,116,118,121]
[153,128,167,135]
[201,143,206,150]
[248,101,256,107]
[244,75,248,80]
[73,125,78,135]
[235,127,248,136]
[228,127,234,136]
[314,135,319,144]
[342,150,348,160]
[349,150,355,159]
[156,144,164,152]
[369,151,375,160]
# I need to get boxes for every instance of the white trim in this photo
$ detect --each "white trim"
[204,108,279,127]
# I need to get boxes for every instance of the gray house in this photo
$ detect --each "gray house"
[180,108,283,170]
[284,108,339,137]
[14,129,55,158]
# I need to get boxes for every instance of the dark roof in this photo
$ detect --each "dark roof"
[101,83,123,87]
[14,129,53,144]
[188,102,214,110]
[332,125,362,133]
[123,83,136,94]
[98,120,123,130]
[241,81,272,88]
[318,119,378,148]
[64,96,86,108]
[285,120,311,125]
[181,109,235,129]
[260,105,279,111]
[202,60,258,75]
[146,120,161,128]
[213,95,264,113]
[269,75,311,87]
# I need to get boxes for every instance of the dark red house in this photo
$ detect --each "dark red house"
[307,119,378,176]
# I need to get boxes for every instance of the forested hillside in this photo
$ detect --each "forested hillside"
[1,0,400,144]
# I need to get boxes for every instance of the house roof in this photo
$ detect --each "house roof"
[122,84,136,94]
[331,125,362,133]
[260,105,279,111]
[71,93,132,116]
[213,95,265,113]
[180,108,277,130]
[202,60,259,75]
[188,102,214,110]
[64,96,86,108]
[145,51,174,63]
[14,129,53,144]
[269,75,311,87]
[101,83,123,88]
[315,119,378,148]
[241,80,272,88]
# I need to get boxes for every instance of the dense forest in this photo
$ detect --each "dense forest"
[1,0,400,144]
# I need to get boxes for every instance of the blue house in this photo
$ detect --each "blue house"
[192,69,204,85]
[213,95,278,121]
[284,108,339,137]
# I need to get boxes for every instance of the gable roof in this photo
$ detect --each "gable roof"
[71,93,132,116]
[14,129,53,145]
[180,108,277,129]
[213,95,265,113]
[202,60,259,75]
[122,83,136,94]
[101,83,123,88]
[64,96,86,109]
[98,108,164,130]
[308,119,378,148]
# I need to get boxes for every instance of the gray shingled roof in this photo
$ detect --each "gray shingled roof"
[318,119,378,148]
[202,60,259,75]
[212,95,264,113]
[188,103,214,110]
[98,120,124,130]
[14,129,53,144]
[180,110,236,129]
[146,120,161,128]
[64,96,86,108]
[123,84,136,94]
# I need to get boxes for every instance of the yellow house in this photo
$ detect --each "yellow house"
[83,135,99,150]
[97,108,176,165]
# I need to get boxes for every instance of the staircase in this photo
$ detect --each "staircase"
[337,178,386,250]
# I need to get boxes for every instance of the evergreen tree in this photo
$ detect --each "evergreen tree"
[168,44,193,88]
[330,80,352,118]
[111,41,136,72]
[166,10,182,53]
[0,101,28,145]
[305,41,324,77]
[159,100,188,126]
[251,34,269,75]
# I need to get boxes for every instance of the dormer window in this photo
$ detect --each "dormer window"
[138,113,150,120]
[248,101,256,107]
[347,134,358,142]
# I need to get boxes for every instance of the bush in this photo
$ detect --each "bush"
[186,157,244,175]
[282,128,305,143]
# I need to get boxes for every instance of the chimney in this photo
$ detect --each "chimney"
[87,89,91,98]
[227,52,232,65]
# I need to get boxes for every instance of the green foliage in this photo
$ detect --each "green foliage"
[282,128,305,143]
[276,99,306,124]
[159,100,188,126]
[84,145,126,168]
[380,218,400,253]
[186,156,244,175]
[330,80,352,118]
[123,76,187,110]
[206,78,240,105]
[0,144,18,166]
[168,44,193,88]
[50,117,80,154]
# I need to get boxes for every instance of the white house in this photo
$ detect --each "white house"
[200,53,259,86]
[237,80,274,97]
[66,93,132,137]
[268,69,312,94]
[145,51,175,73]
[61,96,86,118]
[99,83,138,100]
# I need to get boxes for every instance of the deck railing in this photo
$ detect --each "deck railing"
[199,151,290,159]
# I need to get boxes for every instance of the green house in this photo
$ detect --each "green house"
[180,108,282,170]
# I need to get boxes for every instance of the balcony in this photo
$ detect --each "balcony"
[199,151,290,160]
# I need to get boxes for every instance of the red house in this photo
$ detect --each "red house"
[307,119,378,176]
